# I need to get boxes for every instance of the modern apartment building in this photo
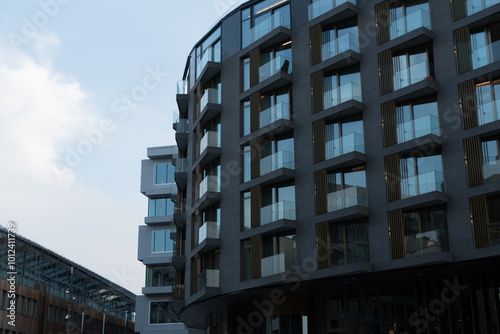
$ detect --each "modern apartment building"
[156,0,500,332]
[0,226,135,334]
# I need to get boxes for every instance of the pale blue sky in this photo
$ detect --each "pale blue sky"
[0,0,247,294]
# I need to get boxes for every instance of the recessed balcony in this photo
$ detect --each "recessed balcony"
[199,175,220,199]
[466,0,500,16]
[483,159,500,184]
[325,132,364,160]
[198,221,220,244]
[260,150,295,176]
[471,39,500,70]
[261,201,296,226]
[197,46,222,83]
[323,81,362,110]
[389,9,431,41]
[400,170,445,199]
[247,11,290,47]
[396,114,440,144]
[327,186,368,212]
[404,229,449,257]
[198,88,221,125]
[259,55,292,83]
[196,131,221,167]
[322,32,359,62]
[261,252,295,277]
[393,60,433,92]
[259,102,291,129]
[477,98,500,126]
[198,269,219,290]
[308,0,357,21]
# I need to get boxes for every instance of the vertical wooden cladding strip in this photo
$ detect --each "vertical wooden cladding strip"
[316,222,330,269]
[250,139,261,180]
[464,136,484,187]
[470,195,491,248]
[250,92,260,133]
[451,0,468,22]
[310,24,322,66]
[313,119,326,163]
[249,47,260,87]
[311,71,324,113]
[381,101,397,147]
[459,80,478,130]
[315,170,327,215]
[251,235,262,279]
[453,26,472,74]
[375,1,390,45]
[385,154,401,202]
[250,186,261,228]
[378,50,394,95]
[388,210,404,259]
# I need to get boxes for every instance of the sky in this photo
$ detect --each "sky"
[0,0,247,295]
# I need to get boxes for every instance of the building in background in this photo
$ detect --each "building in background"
[152,0,500,332]
[135,146,202,334]
[0,225,135,334]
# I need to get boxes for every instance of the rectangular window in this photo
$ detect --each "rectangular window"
[242,101,251,136]
[154,163,175,185]
[243,145,251,183]
[476,79,500,125]
[243,191,251,230]
[327,168,367,212]
[403,208,449,256]
[482,137,500,183]
[145,265,175,287]
[150,301,174,324]
[152,230,175,252]
[242,57,250,91]
[148,198,175,216]
[470,22,500,70]
[328,292,347,331]
[330,221,370,266]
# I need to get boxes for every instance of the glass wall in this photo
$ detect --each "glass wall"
[329,221,369,266]
[154,163,175,184]
[476,79,500,125]
[470,22,500,69]
[145,265,175,287]
[152,230,175,253]
[148,198,175,217]
[149,301,174,324]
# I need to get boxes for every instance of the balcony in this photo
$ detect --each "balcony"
[198,269,219,290]
[471,39,500,70]
[173,207,186,229]
[200,88,221,112]
[197,46,222,82]
[322,32,359,61]
[199,175,220,199]
[397,114,440,144]
[260,150,295,176]
[200,131,220,153]
[323,82,362,110]
[308,0,357,21]
[400,170,445,199]
[483,159,500,184]
[477,98,500,126]
[325,132,364,160]
[404,229,449,257]
[260,102,291,129]
[390,9,431,40]
[261,201,296,226]
[174,158,187,190]
[261,252,295,277]
[490,222,500,246]
[175,119,188,153]
[329,239,369,266]
[198,221,220,244]
[247,11,290,47]
[466,0,500,16]
[393,60,432,91]
[259,55,292,83]
[327,186,368,212]
[176,80,189,116]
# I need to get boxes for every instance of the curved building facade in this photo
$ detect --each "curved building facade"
[168,0,500,333]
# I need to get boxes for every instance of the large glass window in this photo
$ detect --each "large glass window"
[150,301,174,324]
[154,163,175,185]
[392,45,433,91]
[325,115,364,159]
[396,97,439,143]
[152,230,175,253]
[476,79,500,125]
[242,57,250,91]
[243,191,251,230]
[399,154,444,197]
[330,221,369,266]
[324,67,362,109]
[261,134,294,175]
[403,207,449,256]
[327,168,367,211]
[261,234,296,277]
[322,18,359,61]
[482,137,500,183]
[466,0,500,16]
[242,100,251,136]
[389,0,430,40]
[145,265,175,287]
[470,22,500,69]
[148,198,175,217]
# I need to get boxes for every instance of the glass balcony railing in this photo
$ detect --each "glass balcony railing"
[200,88,221,111]
[404,229,449,257]
[198,269,219,290]
[177,80,189,94]
[175,119,188,133]
[260,150,295,176]
[321,32,359,61]
[198,46,221,73]
[323,82,362,109]
[393,60,432,91]
[308,0,357,21]
[200,131,221,153]
[466,0,500,16]
[327,186,368,212]
[325,132,365,160]
[477,98,500,125]
[199,175,220,198]
[330,238,370,266]
[261,201,296,225]
[471,39,500,70]
[198,221,220,243]
[396,114,440,144]
[483,159,500,184]
[259,55,292,82]
[400,170,444,199]
[490,222,500,246]
[390,9,431,40]
[259,102,291,128]
[248,11,291,45]
[261,252,296,277]
[175,158,187,173]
